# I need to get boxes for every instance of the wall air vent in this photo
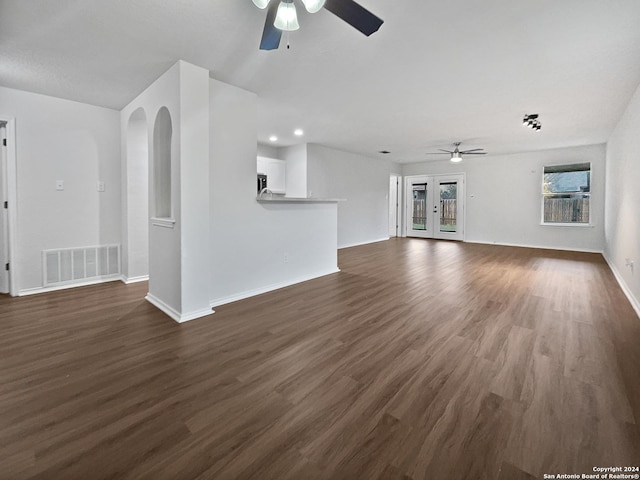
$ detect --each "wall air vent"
[42,244,120,287]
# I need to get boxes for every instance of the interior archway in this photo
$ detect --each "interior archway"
[125,107,149,280]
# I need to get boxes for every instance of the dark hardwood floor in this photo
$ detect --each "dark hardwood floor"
[1,238,639,479]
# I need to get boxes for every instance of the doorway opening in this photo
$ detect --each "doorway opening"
[405,174,465,241]
[124,108,150,282]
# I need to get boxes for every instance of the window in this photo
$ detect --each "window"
[542,163,590,224]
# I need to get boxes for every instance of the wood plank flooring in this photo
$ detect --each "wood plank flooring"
[1,238,639,479]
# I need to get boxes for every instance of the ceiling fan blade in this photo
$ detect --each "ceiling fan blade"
[461,152,487,155]
[323,0,384,36]
[459,149,484,154]
[259,2,282,50]
[426,152,449,155]
[438,149,454,153]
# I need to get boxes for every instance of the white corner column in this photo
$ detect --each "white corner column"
[176,61,212,322]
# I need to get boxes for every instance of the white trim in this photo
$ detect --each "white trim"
[465,239,603,254]
[0,117,17,296]
[339,237,389,250]
[145,293,214,323]
[540,222,594,227]
[121,274,149,284]
[603,254,640,320]
[18,275,122,296]
[151,217,175,228]
[209,268,341,308]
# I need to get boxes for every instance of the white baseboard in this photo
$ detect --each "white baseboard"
[121,274,149,285]
[145,293,214,323]
[339,237,389,250]
[603,254,640,320]
[465,239,603,254]
[210,268,341,308]
[18,275,122,296]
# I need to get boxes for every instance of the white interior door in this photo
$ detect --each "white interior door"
[405,175,434,238]
[0,124,9,293]
[405,174,464,241]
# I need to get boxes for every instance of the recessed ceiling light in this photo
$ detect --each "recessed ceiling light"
[294,128,304,136]
[269,135,278,142]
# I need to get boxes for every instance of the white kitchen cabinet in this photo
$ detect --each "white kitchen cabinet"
[257,156,286,194]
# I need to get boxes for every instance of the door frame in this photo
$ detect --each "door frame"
[0,117,17,296]
[389,174,402,237]
[404,173,465,241]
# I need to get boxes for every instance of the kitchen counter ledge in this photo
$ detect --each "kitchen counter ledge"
[256,197,345,203]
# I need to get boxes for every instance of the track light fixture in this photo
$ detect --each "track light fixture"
[523,113,541,131]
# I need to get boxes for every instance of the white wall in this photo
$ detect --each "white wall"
[402,144,606,252]
[605,83,640,315]
[306,144,397,248]
[0,86,121,293]
[209,79,338,306]
[257,143,279,158]
[279,144,307,197]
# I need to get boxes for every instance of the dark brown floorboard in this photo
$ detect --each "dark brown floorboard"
[1,238,639,479]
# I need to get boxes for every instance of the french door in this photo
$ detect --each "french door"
[405,174,464,241]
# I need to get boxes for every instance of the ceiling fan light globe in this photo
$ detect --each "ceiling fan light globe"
[450,153,463,162]
[274,1,300,31]
[252,0,271,9]
[301,0,326,13]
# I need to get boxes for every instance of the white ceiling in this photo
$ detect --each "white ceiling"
[2,0,640,163]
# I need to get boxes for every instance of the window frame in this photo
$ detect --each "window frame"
[540,162,592,227]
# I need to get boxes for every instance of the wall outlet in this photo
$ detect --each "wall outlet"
[56,180,64,191]
[283,253,289,264]
[97,181,105,192]
[625,258,634,273]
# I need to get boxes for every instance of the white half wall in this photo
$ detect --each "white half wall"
[0,86,121,293]
[605,82,640,317]
[402,144,606,252]
[209,79,338,306]
[306,144,398,248]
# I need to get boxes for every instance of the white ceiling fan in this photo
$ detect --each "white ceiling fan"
[252,0,384,50]
[426,142,487,163]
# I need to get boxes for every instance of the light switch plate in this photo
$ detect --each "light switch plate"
[56,180,64,191]
[97,181,105,192]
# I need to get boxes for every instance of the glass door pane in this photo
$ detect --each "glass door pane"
[412,183,427,230]
[439,182,457,233]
